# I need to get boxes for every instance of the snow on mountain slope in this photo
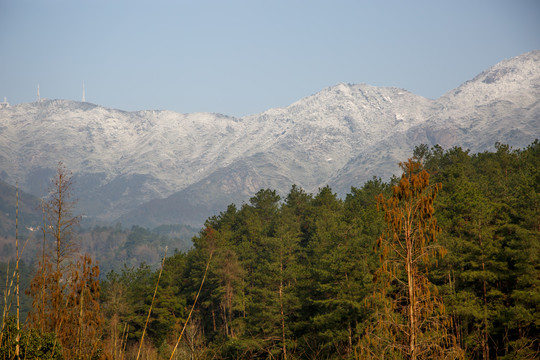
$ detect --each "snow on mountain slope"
[326,51,540,196]
[1,50,538,227]
[1,101,249,217]
[431,50,540,152]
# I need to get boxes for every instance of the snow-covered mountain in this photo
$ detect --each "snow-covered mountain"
[1,50,539,227]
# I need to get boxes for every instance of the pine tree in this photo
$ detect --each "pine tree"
[360,159,460,359]
[435,143,540,359]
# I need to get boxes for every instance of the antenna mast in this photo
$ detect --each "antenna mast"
[37,84,40,102]
[82,81,86,102]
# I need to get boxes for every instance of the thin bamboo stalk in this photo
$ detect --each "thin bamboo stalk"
[169,250,213,360]
[135,247,167,360]
[120,324,129,360]
[16,183,20,359]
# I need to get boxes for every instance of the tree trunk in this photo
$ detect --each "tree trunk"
[279,257,287,360]
[479,222,489,360]
[15,185,20,359]
[406,217,417,360]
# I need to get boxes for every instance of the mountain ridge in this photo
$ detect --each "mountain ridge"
[1,50,539,227]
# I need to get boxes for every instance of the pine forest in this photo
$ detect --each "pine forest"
[1,141,539,360]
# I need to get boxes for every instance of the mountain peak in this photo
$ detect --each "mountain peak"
[439,50,540,106]
[1,51,538,227]
[475,50,540,85]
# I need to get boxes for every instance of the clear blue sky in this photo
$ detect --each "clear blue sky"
[1,0,539,117]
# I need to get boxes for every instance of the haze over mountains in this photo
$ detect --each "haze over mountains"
[1,50,539,228]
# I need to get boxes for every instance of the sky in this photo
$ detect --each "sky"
[1,0,539,117]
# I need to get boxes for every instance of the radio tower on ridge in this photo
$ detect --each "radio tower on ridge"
[37,84,40,102]
[82,81,86,102]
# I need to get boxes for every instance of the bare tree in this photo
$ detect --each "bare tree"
[27,162,102,359]
[42,162,80,274]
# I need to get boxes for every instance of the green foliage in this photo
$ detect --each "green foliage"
[427,141,540,359]
[1,140,524,359]
[0,317,63,359]
[100,254,189,351]
[96,142,539,358]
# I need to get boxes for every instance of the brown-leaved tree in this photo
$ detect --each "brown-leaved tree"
[27,162,102,359]
[360,159,461,359]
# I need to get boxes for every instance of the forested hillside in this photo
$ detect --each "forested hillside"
[1,141,538,359]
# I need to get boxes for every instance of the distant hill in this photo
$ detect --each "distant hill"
[0,179,42,262]
[1,50,539,228]
[0,179,41,238]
